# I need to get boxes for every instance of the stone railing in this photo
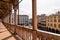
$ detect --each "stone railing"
[3,22,60,40]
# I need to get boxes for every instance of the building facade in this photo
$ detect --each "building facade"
[18,15,29,26]
[37,14,46,27]
[46,11,60,31]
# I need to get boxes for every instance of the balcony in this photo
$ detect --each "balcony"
[0,0,60,40]
[0,21,59,40]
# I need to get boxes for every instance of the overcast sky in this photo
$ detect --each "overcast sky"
[19,0,60,18]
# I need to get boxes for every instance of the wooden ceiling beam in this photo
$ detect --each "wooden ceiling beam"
[0,0,11,3]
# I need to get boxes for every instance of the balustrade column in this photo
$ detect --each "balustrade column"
[32,0,37,40]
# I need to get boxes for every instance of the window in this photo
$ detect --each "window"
[58,19,60,22]
[54,19,56,22]
[58,24,60,28]
[50,17,52,22]
[51,24,52,26]
[54,24,56,27]
[54,16,56,22]
[48,23,49,26]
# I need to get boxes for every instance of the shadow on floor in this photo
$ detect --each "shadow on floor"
[2,34,21,40]
[0,27,21,40]
[0,28,6,29]
[0,30,7,33]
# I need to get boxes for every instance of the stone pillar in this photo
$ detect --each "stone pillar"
[32,0,37,30]
[32,0,37,40]
[14,9,17,34]
[14,9,17,25]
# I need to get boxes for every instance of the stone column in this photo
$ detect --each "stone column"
[32,0,37,40]
[14,8,17,34]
